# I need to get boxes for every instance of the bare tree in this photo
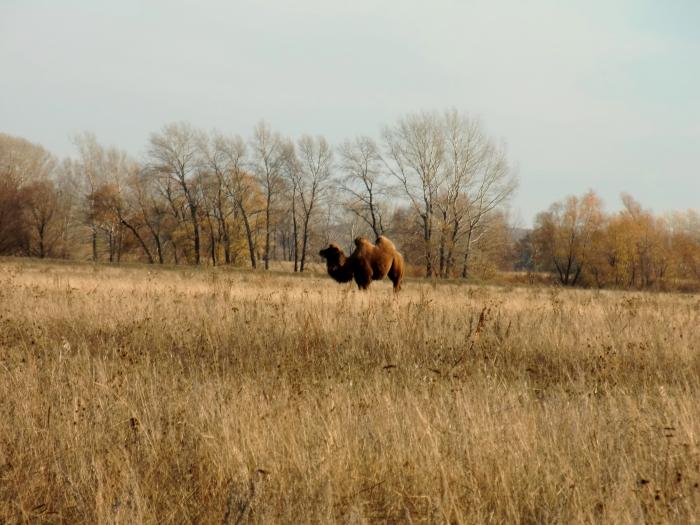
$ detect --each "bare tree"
[73,133,99,260]
[99,146,141,262]
[459,142,516,278]
[437,113,486,276]
[0,132,55,186]
[103,160,160,265]
[0,111,519,275]
[293,135,333,271]
[130,171,171,264]
[434,111,517,278]
[89,182,123,262]
[281,143,301,271]
[0,133,57,255]
[197,169,224,265]
[203,132,260,268]
[338,136,386,238]
[250,122,286,270]
[50,159,82,259]
[23,179,61,258]
[74,133,115,261]
[383,112,445,277]
[148,123,204,264]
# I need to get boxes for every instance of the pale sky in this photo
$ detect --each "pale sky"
[1,0,698,225]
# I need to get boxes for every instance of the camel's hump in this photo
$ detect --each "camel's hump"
[375,236,395,249]
[354,237,371,248]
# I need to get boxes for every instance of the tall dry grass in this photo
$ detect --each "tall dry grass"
[1,259,700,524]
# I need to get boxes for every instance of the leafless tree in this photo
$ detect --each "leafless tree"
[73,143,137,263]
[99,147,141,262]
[203,132,260,268]
[128,171,171,264]
[281,143,301,271]
[0,132,55,186]
[197,168,225,265]
[104,162,161,265]
[250,121,286,270]
[383,112,445,277]
[338,136,386,238]
[23,179,61,258]
[148,123,205,264]
[0,133,57,255]
[0,111,519,276]
[74,132,116,261]
[51,159,82,259]
[440,110,517,277]
[293,135,333,271]
[459,141,516,278]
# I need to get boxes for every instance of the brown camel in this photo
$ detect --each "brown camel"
[319,236,404,292]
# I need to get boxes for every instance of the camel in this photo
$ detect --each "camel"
[319,236,404,292]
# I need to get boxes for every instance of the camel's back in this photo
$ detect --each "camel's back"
[353,237,375,258]
[368,236,393,277]
[375,236,396,252]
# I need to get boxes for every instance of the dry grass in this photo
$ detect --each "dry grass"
[1,258,700,524]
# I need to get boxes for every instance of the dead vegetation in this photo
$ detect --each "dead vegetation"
[1,259,700,523]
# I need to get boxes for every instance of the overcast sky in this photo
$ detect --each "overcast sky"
[1,0,698,225]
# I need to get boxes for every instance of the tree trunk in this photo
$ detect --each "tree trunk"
[38,224,46,258]
[155,235,164,264]
[92,228,98,262]
[445,220,460,277]
[461,230,473,279]
[423,215,433,278]
[238,201,257,269]
[564,253,574,285]
[189,205,200,265]
[264,196,271,270]
[438,232,446,278]
[292,191,299,272]
[437,210,449,277]
[171,239,179,265]
[116,226,123,263]
[121,218,154,264]
[222,220,231,264]
[144,221,164,264]
[300,215,311,272]
[205,214,216,266]
[572,263,583,286]
[108,230,114,263]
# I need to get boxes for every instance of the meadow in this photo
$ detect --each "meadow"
[1,258,699,524]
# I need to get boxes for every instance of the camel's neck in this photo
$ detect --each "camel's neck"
[326,254,353,283]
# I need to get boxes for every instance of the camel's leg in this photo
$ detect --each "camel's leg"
[355,275,371,290]
[389,275,401,292]
[388,258,403,293]
[354,261,373,290]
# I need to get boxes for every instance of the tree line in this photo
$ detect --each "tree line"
[0,110,517,279]
[4,109,700,290]
[524,190,700,290]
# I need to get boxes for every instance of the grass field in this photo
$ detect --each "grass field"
[1,259,700,524]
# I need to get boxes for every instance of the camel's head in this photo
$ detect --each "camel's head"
[319,243,345,265]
